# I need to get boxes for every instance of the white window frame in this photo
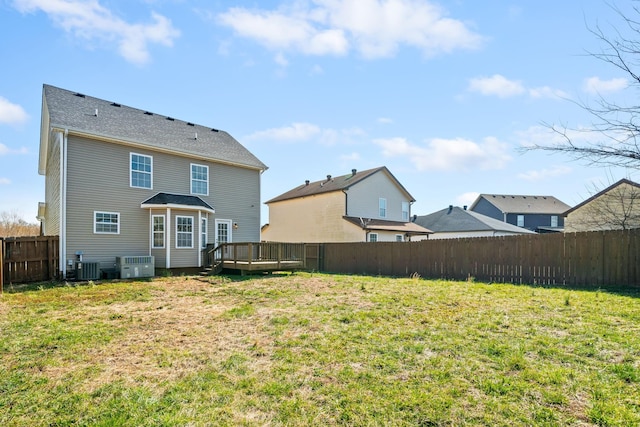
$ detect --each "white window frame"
[201,217,208,249]
[215,219,232,246]
[176,215,194,249]
[191,163,209,196]
[369,233,378,242]
[402,202,409,221]
[517,215,525,227]
[551,215,558,227]
[379,198,387,218]
[130,153,153,189]
[152,215,165,249]
[396,234,404,242]
[94,211,120,234]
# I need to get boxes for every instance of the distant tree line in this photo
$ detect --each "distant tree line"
[0,210,40,237]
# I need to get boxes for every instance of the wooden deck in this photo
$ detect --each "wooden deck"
[203,242,307,274]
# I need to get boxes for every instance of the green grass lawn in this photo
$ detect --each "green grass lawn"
[1,273,639,426]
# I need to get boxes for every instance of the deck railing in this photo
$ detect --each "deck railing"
[203,242,306,272]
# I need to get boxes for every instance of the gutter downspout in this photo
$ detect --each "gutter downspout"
[60,129,68,279]
[342,189,348,216]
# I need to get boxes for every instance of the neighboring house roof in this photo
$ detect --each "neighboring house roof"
[39,84,267,173]
[470,194,570,214]
[414,206,535,234]
[141,192,215,213]
[265,166,415,204]
[563,179,640,216]
[343,216,432,236]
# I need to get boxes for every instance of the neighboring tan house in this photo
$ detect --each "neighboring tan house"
[261,167,432,242]
[412,205,536,240]
[564,179,640,232]
[470,194,570,233]
[38,84,267,278]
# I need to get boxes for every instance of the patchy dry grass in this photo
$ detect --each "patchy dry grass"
[1,273,640,426]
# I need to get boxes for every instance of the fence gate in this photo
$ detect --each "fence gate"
[305,244,323,271]
[1,236,59,287]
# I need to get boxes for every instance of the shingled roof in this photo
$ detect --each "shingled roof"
[414,206,535,234]
[470,194,570,214]
[40,84,267,172]
[266,166,414,204]
[141,193,214,212]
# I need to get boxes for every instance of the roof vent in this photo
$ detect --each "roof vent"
[187,122,195,126]
[194,132,198,140]
[74,93,85,98]
[94,108,98,117]
[211,128,219,132]
[305,180,310,186]
[463,205,468,210]
[351,169,357,176]
[448,205,453,213]
[110,102,121,107]
[166,117,175,121]
[326,175,332,181]
[144,111,153,116]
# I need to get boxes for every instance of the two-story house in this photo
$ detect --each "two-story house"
[261,167,432,242]
[469,194,570,233]
[564,179,640,232]
[412,205,536,240]
[37,84,267,278]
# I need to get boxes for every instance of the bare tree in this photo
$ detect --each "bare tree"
[0,210,40,237]
[566,179,640,231]
[522,3,640,169]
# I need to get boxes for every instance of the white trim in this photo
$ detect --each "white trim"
[166,208,171,268]
[190,163,209,196]
[176,215,194,249]
[215,219,232,246]
[395,234,404,242]
[141,202,214,215]
[94,211,120,234]
[130,152,153,189]
[368,232,378,242]
[61,130,68,277]
[152,214,166,249]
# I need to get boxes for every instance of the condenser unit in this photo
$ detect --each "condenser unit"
[75,262,101,280]
[116,256,155,278]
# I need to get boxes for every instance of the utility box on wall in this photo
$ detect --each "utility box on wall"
[116,256,155,278]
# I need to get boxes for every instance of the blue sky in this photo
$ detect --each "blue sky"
[1,0,639,224]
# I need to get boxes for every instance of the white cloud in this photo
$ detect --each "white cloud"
[583,76,627,95]
[339,152,361,161]
[517,165,572,182]
[246,122,365,146]
[12,0,180,65]
[218,0,484,59]
[469,75,566,100]
[0,178,10,185]
[374,135,511,171]
[468,74,525,98]
[457,191,479,207]
[0,97,28,125]
[377,117,393,124]
[0,143,28,155]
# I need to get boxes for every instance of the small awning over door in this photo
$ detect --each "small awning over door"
[141,192,215,213]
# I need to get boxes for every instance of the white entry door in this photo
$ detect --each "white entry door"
[215,219,232,246]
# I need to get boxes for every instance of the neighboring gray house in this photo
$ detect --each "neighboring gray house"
[38,84,267,278]
[412,205,536,240]
[261,167,432,242]
[469,194,570,233]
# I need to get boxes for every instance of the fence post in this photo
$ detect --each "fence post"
[0,238,3,293]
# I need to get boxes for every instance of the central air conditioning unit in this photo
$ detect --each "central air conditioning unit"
[75,262,101,280]
[116,256,155,278]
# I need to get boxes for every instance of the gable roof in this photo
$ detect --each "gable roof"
[414,206,535,234]
[563,178,640,216]
[39,84,267,174]
[470,194,570,214]
[266,166,414,204]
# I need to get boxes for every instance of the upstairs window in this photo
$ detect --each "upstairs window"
[379,198,387,218]
[402,202,409,221]
[517,215,525,227]
[191,164,209,195]
[551,215,558,227]
[130,153,152,189]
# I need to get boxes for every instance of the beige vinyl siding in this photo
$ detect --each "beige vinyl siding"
[347,171,410,221]
[262,192,365,242]
[43,130,61,235]
[64,135,262,269]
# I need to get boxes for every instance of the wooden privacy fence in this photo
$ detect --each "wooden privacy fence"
[318,229,640,288]
[1,236,59,289]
